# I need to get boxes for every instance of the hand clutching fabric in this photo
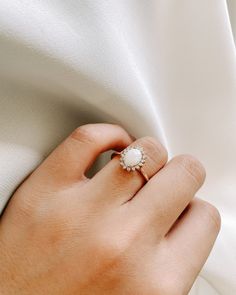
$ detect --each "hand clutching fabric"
[0,123,220,295]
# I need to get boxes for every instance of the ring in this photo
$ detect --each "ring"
[112,146,149,182]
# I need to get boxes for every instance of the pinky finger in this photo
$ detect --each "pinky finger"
[165,198,221,293]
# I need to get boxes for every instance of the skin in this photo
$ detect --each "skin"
[0,123,221,295]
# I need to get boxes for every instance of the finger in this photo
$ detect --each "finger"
[164,198,221,293]
[90,136,168,205]
[128,155,206,235]
[28,124,133,189]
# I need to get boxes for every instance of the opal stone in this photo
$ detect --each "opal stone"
[123,148,142,167]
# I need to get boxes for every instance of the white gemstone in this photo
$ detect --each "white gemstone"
[123,148,142,167]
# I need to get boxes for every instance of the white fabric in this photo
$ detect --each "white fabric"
[0,1,235,294]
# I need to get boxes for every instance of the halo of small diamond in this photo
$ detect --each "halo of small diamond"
[119,146,146,172]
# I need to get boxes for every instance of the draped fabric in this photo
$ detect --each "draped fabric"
[0,1,235,294]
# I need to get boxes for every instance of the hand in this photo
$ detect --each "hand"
[0,123,220,295]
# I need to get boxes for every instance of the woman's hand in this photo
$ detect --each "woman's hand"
[0,123,220,295]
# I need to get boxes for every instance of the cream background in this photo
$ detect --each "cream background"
[0,1,235,294]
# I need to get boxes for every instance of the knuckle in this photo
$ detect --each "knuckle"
[141,136,168,165]
[110,123,123,130]
[175,154,206,185]
[159,276,186,295]
[71,125,98,145]
[95,233,128,264]
[201,201,221,231]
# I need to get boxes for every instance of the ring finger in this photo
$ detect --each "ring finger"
[90,136,168,206]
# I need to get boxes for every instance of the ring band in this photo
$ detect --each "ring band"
[112,146,149,182]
